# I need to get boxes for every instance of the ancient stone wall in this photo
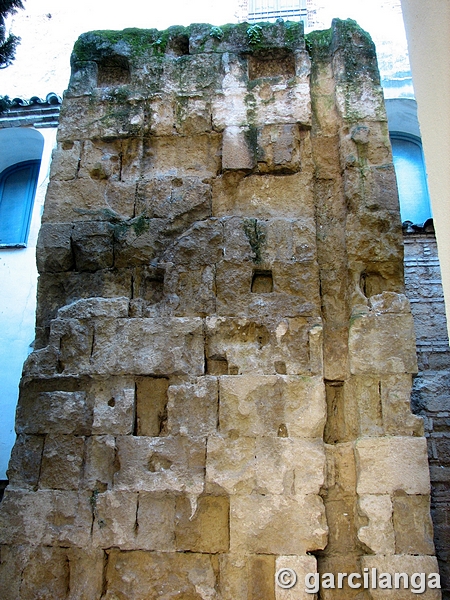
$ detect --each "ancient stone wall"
[0,19,441,599]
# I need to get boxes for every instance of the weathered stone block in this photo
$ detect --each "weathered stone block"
[205,316,320,376]
[276,555,318,600]
[360,555,441,599]
[143,133,221,178]
[36,223,74,273]
[103,549,218,600]
[218,375,326,438]
[175,494,230,553]
[92,490,138,548]
[356,436,431,495]
[49,140,82,181]
[166,376,218,437]
[83,435,116,491]
[136,176,211,225]
[357,494,395,554]
[91,381,135,435]
[214,170,317,218]
[0,489,92,547]
[16,390,91,435]
[255,437,326,495]
[135,492,176,551]
[58,317,205,376]
[136,377,169,437]
[7,434,44,490]
[256,123,302,173]
[114,435,205,494]
[349,294,418,374]
[222,126,256,170]
[39,434,85,490]
[72,221,115,271]
[206,435,256,494]
[381,374,424,436]
[392,492,435,555]
[230,493,328,555]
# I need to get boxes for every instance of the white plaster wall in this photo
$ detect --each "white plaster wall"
[0,127,57,479]
[400,0,450,341]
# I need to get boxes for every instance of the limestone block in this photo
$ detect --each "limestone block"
[35,268,132,347]
[255,437,326,495]
[114,435,205,494]
[83,435,116,491]
[60,317,205,376]
[206,435,256,494]
[72,221,115,271]
[57,296,129,319]
[356,437,431,495]
[215,260,321,319]
[360,555,441,599]
[230,493,328,555]
[162,263,217,316]
[219,217,317,267]
[57,96,147,140]
[135,176,211,225]
[345,375,384,437]
[381,374,424,436]
[392,492,435,555]
[36,223,74,273]
[135,492,176,551]
[49,140,82,181]
[103,549,218,600]
[222,126,256,170]
[135,377,169,436]
[142,133,221,178]
[53,317,95,375]
[349,297,418,375]
[175,494,230,553]
[212,170,315,217]
[19,546,73,600]
[161,218,223,267]
[7,434,44,489]
[66,547,106,600]
[42,178,136,224]
[219,375,326,438]
[91,490,138,548]
[324,442,357,499]
[205,316,318,376]
[0,489,92,547]
[275,555,318,600]
[148,95,176,135]
[16,390,91,435]
[256,124,302,173]
[322,497,360,555]
[113,217,167,268]
[318,555,372,600]
[166,376,218,437]
[39,434,85,490]
[250,81,311,126]
[335,78,386,122]
[91,381,135,435]
[357,494,395,554]
[77,138,142,183]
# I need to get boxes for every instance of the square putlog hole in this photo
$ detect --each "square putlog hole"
[135,377,169,436]
[248,49,295,80]
[97,56,131,87]
[251,270,273,293]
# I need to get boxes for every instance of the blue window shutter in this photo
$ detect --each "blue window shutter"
[0,160,41,247]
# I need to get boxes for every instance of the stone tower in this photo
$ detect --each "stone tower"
[0,19,441,599]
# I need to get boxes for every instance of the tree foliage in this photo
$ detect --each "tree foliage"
[0,0,24,68]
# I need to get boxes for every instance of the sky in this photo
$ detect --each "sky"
[0,0,410,99]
